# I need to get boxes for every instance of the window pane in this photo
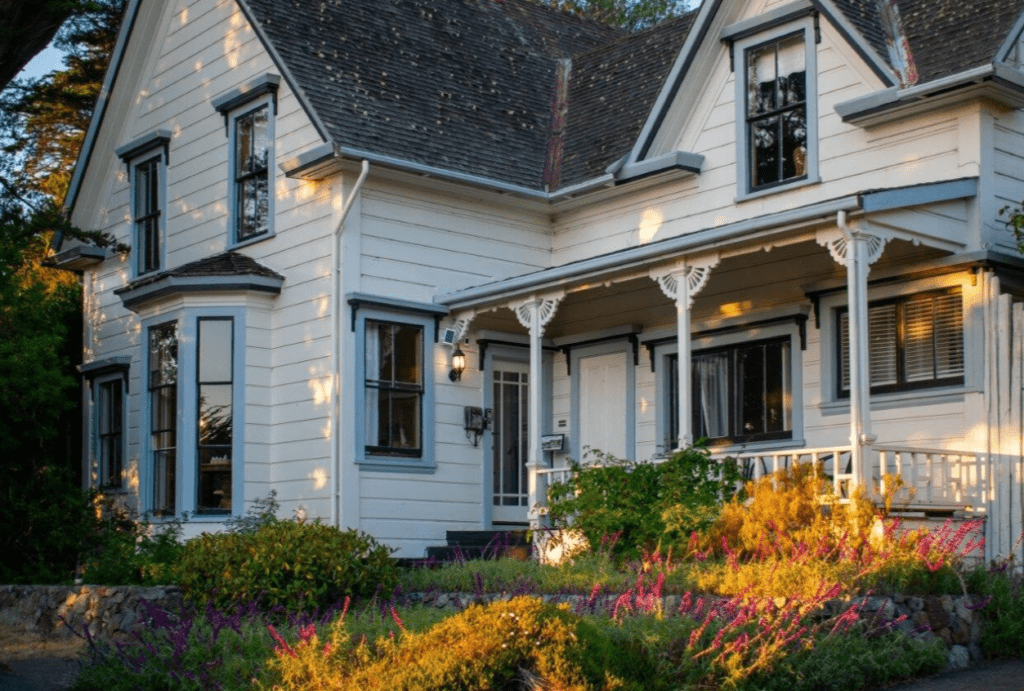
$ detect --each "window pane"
[393,324,423,384]
[903,298,935,383]
[252,106,269,171]
[389,391,421,449]
[738,345,766,436]
[777,35,805,103]
[149,324,178,387]
[235,112,253,176]
[751,116,780,187]
[782,110,807,179]
[692,352,730,439]
[198,319,233,382]
[747,44,777,116]
[869,304,898,387]
[764,341,790,433]
[199,384,233,445]
[934,294,964,379]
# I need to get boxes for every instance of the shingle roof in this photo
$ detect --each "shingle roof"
[244,0,622,190]
[830,0,1023,85]
[122,251,284,291]
[238,0,1021,192]
[561,13,695,186]
[896,0,1022,84]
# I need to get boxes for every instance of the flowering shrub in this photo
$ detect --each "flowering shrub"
[170,518,397,612]
[547,445,740,559]
[263,596,653,691]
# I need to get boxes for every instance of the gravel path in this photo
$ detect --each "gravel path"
[876,659,1024,691]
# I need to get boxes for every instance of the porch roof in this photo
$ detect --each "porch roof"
[436,177,978,311]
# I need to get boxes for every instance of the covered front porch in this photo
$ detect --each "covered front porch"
[436,180,1023,563]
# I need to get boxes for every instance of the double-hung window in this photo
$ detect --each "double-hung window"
[213,74,279,247]
[133,156,163,274]
[365,320,424,457]
[148,321,178,515]
[232,105,270,243]
[197,318,234,514]
[668,337,793,445]
[728,13,818,198]
[837,289,964,396]
[746,34,807,190]
[96,377,125,488]
[116,130,170,276]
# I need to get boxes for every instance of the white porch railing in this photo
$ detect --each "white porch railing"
[537,444,985,513]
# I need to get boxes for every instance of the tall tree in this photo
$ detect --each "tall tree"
[0,0,124,477]
[0,1,113,92]
[543,0,695,30]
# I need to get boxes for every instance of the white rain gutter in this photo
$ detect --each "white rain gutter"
[331,160,370,528]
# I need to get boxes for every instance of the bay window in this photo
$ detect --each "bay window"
[148,321,178,515]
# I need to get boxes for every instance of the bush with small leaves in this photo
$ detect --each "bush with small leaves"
[171,518,397,612]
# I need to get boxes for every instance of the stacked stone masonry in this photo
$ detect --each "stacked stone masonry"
[0,585,183,640]
[0,585,984,670]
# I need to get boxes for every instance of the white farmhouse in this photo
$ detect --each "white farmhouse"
[53,0,1024,561]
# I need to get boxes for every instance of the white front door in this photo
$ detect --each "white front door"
[491,362,530,525]
[579,352,628,461]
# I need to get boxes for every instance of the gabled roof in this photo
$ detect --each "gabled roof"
[66,0,1024,218]
[242,0,623,190]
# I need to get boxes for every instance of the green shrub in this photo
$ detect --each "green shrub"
[80,504,185,586]
[547,445,739,558]
[0,466,97,584]
[264,596,657,691]
[171,518,397,612]
[968,564,1024,657]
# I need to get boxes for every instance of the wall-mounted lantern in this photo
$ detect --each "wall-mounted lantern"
[449,346,466,382]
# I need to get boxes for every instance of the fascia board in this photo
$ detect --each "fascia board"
[811,0,898,87]
[115,274,284,312]
[61,0,144,225]
[995,9,1024,63]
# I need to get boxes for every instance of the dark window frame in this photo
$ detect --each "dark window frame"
[96,377,124,489]
[835,288,965,398]
[148,321,178,516]
[745,31,808,193]
[195,317,234,515]
[232,104,270,244]
[364,319,425,458]
[667,336,793,447]
[133,155,162,275]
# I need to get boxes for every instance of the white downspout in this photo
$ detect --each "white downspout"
[838,210,874,492]
[331,159,370,528]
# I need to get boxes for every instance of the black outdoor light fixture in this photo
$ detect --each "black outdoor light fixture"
[449,346,466,381]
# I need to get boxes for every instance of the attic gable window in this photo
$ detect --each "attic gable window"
[746,34,807,190]
[728,12,819,200]
[233,105,271,243]
[212,75,279,247]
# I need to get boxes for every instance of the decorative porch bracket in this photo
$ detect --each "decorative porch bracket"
[512,291,565,528]
[649,253,720,450]
[817,220,887,493]
[449,312,475,348]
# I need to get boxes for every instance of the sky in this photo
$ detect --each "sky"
[15,45,67,83]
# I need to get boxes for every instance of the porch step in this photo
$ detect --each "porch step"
[423,530,530,562]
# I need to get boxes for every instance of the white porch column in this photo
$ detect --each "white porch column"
[818,219,886,492]
[650,254,719,449]
[513,292,564,528]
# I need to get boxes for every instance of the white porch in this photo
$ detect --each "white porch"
[436,182,1024,565]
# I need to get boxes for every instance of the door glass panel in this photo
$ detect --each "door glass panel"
[492,366,529,513]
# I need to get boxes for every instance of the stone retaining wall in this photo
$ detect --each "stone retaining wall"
[0,585,183,640]
[409,591,987,671]
[0,585,986,670]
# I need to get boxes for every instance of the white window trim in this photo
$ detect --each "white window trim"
[92,371,128,492]
[227,96,276,249]
[568,341,636,463]
[354,306,437,474]
[733,16,820,201]
[127,149,167,278]
[651,320,805,455]
[140,308,246,519]
[817,275,979,414]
